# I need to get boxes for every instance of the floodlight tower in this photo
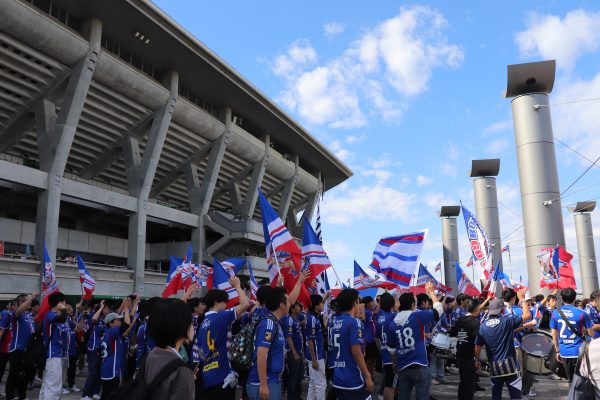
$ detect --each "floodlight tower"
[506,60,566,294]
[439,205,461,294]
[569,201,599,297]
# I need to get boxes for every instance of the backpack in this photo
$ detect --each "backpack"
[25,324,46,369]
[108,354,188,400]
[228,316,279,374]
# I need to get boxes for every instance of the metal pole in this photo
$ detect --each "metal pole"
[506,61,565,295]
[440,216,459,294]
[572,207,599,297]
[471,161,503,297]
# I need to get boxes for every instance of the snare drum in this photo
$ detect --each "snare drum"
[521,331,553,375]
[431,333,454,358]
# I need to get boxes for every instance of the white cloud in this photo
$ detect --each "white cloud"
[323,239,351,259]
[448,143,459,161]
[416,175,433,186]
[322,185,416,224]
[324,21,345,38]
[400,177,411,185]
[486,138,510,155]
[271,5,463,128]
[362,169,393,183]
[334,148,353,163]
[515,10,600,70]
[552,73,600,163]
[271,39,317,77]
[483,119,512,136]
[345,133,367,144]
[423,192,452,209]
[441,162,458,177]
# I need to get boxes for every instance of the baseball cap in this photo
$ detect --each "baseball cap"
[488,299,505,316]
[104,312,123,324]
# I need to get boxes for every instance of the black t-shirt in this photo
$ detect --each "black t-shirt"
[449,315,480,360]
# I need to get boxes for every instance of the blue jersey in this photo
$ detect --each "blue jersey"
[550,305,593,357]
[66,318,78,356]
[42,310,64,359]
[305,313,325,361]
[248,315,285,385]
[326,313,339,369]
[584,304,600,339]
[0,311,13,354]
[135,321,156,368]
[198,309,237,387]
[281,315,303,353]
[10,311,35,352]
[364,309,375,343]
[331,313,364,390]
[452,307,466,323]
[475,314,522,363]
[376,310,396,365]
[386,310,436,370]
[100,326,124,380]
[250,306,268,324]
[87,315,105,351]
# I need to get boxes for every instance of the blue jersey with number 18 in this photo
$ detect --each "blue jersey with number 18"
[331,313,364,390]
[386,309,436,370]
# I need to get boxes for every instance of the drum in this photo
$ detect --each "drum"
[431,333,454,359]
[521,331,553,375]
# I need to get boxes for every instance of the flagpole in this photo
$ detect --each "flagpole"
[329,265,344,289]
[508,247,513,280]
[271,241,284,286]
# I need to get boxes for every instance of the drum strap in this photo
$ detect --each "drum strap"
[557,309,583,339]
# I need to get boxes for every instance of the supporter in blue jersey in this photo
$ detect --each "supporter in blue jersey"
[65,303,82,393]
[250,285,273,324]
[283,301,304,400]
[550,287,594,382]
[135,297,160,369]
[375,292,398,400]
[502,288,536,396]
[99,298,135,400]
[40,291,68,399]
[475,290,530,400]
[361,296,378,380]
[585,290,600,339]
[325,299,339,400]
[82,299,109,399]
[386,282,441,400]
[305,294,326,400]
[6,292,36,400]
[330,288,373,400]
[0,300,14,387]
[247,286,289,400]
[198,275,250,399]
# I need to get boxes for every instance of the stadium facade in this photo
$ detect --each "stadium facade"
[0,0,351,298]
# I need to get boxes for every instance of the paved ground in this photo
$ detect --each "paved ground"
[2,367,570,399]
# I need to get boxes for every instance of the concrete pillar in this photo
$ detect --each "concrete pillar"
[126,71,178,294]
[470,159,503,296]
[440,206,460,294]
[570,202,599,297]
[277,156,298,220]
[234,135,270,219]
[506,61,565,294]
[187,108,231,263]
[34,19,101,265]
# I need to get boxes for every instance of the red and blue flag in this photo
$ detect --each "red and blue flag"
[77,255,95,300]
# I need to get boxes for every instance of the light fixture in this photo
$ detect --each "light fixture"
[132,30,150,45]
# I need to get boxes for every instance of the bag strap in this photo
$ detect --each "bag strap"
[145,357,188,393]
[557,308,584,339]
[254,315,279,341]
[583,341,597,385]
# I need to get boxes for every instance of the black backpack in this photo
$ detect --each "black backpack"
[108,354,188,400]
[25,324,46,369]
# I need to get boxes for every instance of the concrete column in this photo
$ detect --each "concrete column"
[278,156,298,220]
[34,19,101,265]
[126,71,178,294]
[570,202,599,297]
[186,108,231,263]
[234,135,270,219]
[507,61,565,295]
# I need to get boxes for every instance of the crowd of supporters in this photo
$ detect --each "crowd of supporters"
[0,280,599,400]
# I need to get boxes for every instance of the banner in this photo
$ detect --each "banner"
[461,204,493,280]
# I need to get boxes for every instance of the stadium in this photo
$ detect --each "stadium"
[0,0,351,299]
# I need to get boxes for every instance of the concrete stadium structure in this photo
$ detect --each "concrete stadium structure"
[0,0,351,298]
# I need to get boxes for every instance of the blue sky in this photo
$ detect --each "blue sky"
[155,1,600,290]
